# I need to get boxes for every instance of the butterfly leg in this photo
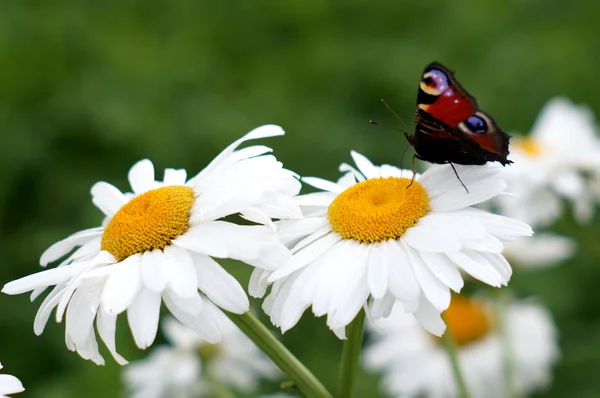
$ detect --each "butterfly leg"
[406,154,422,189]
[449,163,469,193]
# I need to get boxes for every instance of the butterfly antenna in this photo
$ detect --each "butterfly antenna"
[449,163,469,193]
[381,99,410,132]
[369,120,409,135]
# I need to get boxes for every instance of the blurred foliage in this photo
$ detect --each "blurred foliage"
[1,1,600,397]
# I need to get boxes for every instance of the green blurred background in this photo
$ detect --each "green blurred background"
[1,1,600,397]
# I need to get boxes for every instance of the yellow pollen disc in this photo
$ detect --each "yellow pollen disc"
[514,136,542,157]
[101,186,195,261]
[443,296,492,346]
[327,177,429,243]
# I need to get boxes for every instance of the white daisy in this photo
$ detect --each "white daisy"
[502,233,575,269]
[251,152,532,338]
[0,363,24,397]
[124,314,280,398]
[2,125,301,365]
[498,97,600,227]
[364,296,559,398]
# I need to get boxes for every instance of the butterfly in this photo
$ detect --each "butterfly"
[404,62,512,169]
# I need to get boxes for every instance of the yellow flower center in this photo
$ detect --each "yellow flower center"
[101,186,195,261]
[514,136,542,157]
[443,296,492,346]
[327,177,429,243]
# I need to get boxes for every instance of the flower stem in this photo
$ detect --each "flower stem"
[441,323,471,398]
[496,289,519,398]
[226,311,333,398]
[339,309,366,398]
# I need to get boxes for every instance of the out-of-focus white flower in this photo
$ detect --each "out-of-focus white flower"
[0,363,24,397]
[499,97,600,227]
[2,125,301,365]
[252,152,532,338]
[124,315,281,398]
[365,296,559,398]
[503,233,575,269]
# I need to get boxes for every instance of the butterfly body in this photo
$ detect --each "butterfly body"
[406,62,512,166]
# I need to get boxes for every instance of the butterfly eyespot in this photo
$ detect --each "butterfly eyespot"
[420,69,449,96]
[465,115,488,134]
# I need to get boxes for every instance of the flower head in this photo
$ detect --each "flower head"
[2,125,301,364]
[252,152,532,337]
[499,97,600,226]
[124,315,280,398]
[0,362,24,397]
[365,296,559,398]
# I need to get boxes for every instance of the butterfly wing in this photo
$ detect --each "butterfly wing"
[413,62,512,165]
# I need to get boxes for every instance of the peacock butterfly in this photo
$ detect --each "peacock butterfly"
[404,62,512,168]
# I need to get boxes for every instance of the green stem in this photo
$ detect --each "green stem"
[226,311,333,398]
[441,323,471,398]
[496,289,519,398]
[339,310,366,398]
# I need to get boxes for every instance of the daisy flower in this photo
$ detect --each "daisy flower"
[498,97,600,227]
[2,125,301,365]
[364,296,559,398]
[251,152,532,338]
[124,315,280,398]
[0,363,24,397]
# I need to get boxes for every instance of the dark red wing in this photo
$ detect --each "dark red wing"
[417,62,477,128]
[455,111,510,159]
[413,62,511,165]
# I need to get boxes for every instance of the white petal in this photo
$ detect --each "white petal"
[294,192,337,206]
[2,267,76,295]
[163,245,198,298]
[276,217,329,247]
[419,252,464,293]
[268,233,342,281]
[405,245,450,312]
[174,222,266,261]
[240,207,276,230]
[351,151,380,179]
[96,308,128,365]
[337,171,357,188]
[34,284,65,335]
[447,250,503,287]
[402,225,462,253]
[339,163,366,182]
[412,295,446,336]
[0,374,24,395]
[301,177,343,193]
[369,291,396,319]
[66,286,99,346]
[189,125,284,185]
[367,244,389,299]
[40,228,104,266]
[385,240,420,307]
[429,178,507,212]
[163,168,187,186]
[91,182,127,217]
[248,268,270,298]
[128,159,156,195]
[479,252,512,284]
[193,253,249,313]
[163,291,222,343]
[101,255,142,314]
[140,249,169,292]
[127,288,162,349]
[417,213,486,241]
[420,163,502,198]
